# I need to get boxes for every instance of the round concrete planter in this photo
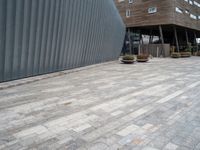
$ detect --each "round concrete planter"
[171,53,181,58]
[121,60,135,64]
[180,52,191,58]
[137,59,149,62]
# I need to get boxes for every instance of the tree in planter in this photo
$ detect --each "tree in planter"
[171,45,181,58]
[180,43,192,57]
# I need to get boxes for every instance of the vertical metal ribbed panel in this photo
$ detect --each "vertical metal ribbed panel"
[0,0,125,83]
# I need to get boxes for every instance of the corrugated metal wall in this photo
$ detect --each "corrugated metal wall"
[0,0,125,83]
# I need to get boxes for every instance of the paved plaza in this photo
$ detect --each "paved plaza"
[0,57,200,150]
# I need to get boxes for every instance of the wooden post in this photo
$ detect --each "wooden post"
[139,31,144,54]
[148,29,152,55]
[149,29,153,44]
[132,29,135,54]
[141,34,144,45]
[157,47,159,58]
[149,35,152,44]
[138,31,141,55]
[174,26,179,53]
[185,29,189,46]
[138,44,141,55]
[159,25,164,56]
[194,31,198,51]
[128,28,132,54]
[151,35,154,43]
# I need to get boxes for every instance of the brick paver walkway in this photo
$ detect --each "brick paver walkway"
[0,58,200,150]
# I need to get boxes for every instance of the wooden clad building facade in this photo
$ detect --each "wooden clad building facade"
[115,0,200,55]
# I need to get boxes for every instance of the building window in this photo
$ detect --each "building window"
[190,14,197,19]
[185,10,189,14]
[129,0,134,3]
[175,7,183,14]
[126,9,131,18]
[194,1,200,7]
[148,7,157,14]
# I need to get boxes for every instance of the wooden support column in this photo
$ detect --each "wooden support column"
[128,28,132,54]
[151,35,154,43]
[149,35,152,44]
[194,31,198,50]
[159,25,164,56]
[149,29,153,44]
[141,34,144,45]
[138,30,141,55]
[185,29,189,46]
[132,29,135,54]
[148,29,153,55]
[139,31,144,54]
[174,26,179,53]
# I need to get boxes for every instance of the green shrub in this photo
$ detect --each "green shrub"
[123,55,134,60]
[184,43,192,52]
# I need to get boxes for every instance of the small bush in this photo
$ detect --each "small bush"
[137,54,149,59]
[197,51,200,56]
[184,43,192,52]
[171,52,181,58]
[123,55,134,60]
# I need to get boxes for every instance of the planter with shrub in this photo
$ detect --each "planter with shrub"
[180,52,191,57]
[137,54,149,62]
[171,52,181,58]
[121,55,135,64]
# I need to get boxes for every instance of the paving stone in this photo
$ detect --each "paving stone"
[163,142,178,150]
[14,126,48,138]
[156,90,184,104]
[118,134,135,145]
[88,142,110,150]
[142,124,154,130]
[117,124,140,137]
[142,146,159,150]
[0,58,200,149]
[5,143,24,150]
[111,110,124,116]
[194,143,200,150]
[148,135,170,149]
[73,124,92,132]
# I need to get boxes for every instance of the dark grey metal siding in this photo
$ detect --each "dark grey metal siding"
[0,0,125,83]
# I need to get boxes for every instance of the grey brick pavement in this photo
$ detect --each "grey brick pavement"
[0,57,200,150]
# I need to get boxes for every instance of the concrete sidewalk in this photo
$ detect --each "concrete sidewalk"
[0,58,200,150]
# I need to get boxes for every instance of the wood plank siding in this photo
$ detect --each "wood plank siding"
[115,0,200,31]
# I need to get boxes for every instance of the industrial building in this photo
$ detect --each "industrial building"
[0,0,125,83]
